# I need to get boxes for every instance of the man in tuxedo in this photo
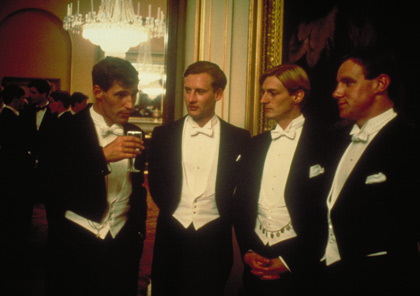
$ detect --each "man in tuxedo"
[0,84,33,295]
[0,83,30,214]
[320,48,420,295]
[24,78,55,134]
[0,92,4,113]
[234,64,332,295]
[49,90,73,120]
[148,61,250,296]
[43,56,147,296]
[70,91,88,114]
[20,79,56,203]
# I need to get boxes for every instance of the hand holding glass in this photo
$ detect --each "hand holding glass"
[126,130,143,172]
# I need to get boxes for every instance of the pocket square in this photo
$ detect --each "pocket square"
[309,164,325,178]
[365,172,387,184]
[236,154,242,162]
[366,251,387,257]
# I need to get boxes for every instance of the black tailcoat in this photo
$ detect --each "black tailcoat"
[148,117,250,296]
[234,119,333,295]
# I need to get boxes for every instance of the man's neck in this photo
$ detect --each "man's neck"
[276,111,302,130]
[356,98,394,128]
[93,103,114,127]
[191,114,216,127]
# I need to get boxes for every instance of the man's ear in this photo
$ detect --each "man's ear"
[375,74,391,94]
[292,90,305,105]
[93,85,103,100]
[215,88,224,101]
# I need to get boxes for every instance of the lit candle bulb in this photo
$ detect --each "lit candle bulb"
[68,3,73,16]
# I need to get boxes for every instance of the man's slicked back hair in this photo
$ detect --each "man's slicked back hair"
[92,56,139,91]
[184,61,227,91]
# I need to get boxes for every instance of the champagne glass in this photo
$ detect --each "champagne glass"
[126,130,143,172]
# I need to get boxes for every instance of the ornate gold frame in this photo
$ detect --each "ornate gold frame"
[246,0,284,135]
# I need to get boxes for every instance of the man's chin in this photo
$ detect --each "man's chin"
[116,115,130,125]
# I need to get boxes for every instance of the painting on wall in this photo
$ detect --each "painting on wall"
[2,76,60,98]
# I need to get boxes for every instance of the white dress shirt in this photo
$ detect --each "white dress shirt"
[255,115,305,246]
[57,109,71,118]
[64,106,132,239]
[323,108,397,265]
[173,115,221,230]
[35,102,49,130]
[3,105,19,116]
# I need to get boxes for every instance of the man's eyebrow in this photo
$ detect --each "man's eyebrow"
[338,76,356,83]
[261,87,279,93]
[184,87,208,91]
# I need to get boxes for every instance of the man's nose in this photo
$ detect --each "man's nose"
[260,92,269,103]
[125,96,135,109]
[186,91,197,103]
[332,85,342,100]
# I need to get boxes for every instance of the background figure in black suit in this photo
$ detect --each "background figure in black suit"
[20,78,56,205]
[0,84,33,295]
[70,91,88,114]
[0,87,4,113]
[148,61,250,296]
[320,48,420,295]
[43,57,147,296]
[49,90,72,120]
[234,65,331,295]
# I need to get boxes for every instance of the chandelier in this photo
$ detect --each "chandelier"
[63,0,166,57]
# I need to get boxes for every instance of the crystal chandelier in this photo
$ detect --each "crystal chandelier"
[63,0,166,57]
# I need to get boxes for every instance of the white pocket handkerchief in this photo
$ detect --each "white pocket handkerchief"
[366,251,387,257]
[365,172,387,184]
[236,154,242,162]
[309,164,325,178]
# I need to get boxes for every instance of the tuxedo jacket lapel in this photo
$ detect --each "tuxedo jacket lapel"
[285,123,319,207]
[331,118,398,211]
[169,118,184,202]
[216,121,234,197]
[148,117,184,214]
[39,108,56,131]
[73,107,104,165]
[242,132,272,215]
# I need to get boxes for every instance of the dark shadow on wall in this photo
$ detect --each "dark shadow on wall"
[282,0,420,128]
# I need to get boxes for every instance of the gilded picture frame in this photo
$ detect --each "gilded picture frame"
[246,0,284,136]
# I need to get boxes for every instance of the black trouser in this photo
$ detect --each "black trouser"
[46,219,144,296]
[320,257,420,296]
[151,217,233,296]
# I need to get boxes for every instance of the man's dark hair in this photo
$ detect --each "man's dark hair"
[92,56,139,91]
[50,90,72,109]
[2,84,25,105]
[184,61,227,91]
[341,47,399,102]
[27,79,51,96]
[70,92,88,108]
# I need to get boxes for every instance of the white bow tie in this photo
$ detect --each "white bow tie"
[351,130,369,143]
[190,126,213,137]
[101,125,124,137]
[271,129,296,140]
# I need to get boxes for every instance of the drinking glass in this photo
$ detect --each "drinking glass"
[126,130,143,172]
